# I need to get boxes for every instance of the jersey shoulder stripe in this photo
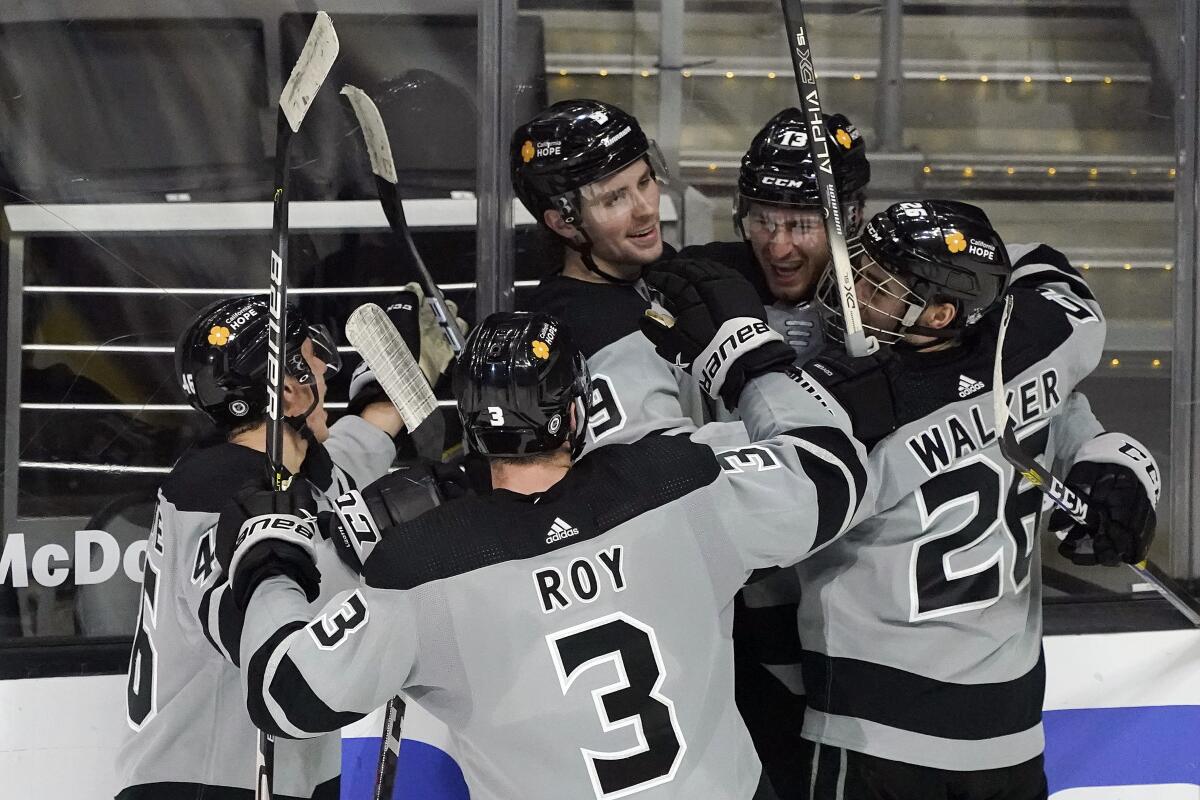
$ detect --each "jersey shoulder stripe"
[159,444,265,513]
[363,434,721,591]
[524,275,650,358]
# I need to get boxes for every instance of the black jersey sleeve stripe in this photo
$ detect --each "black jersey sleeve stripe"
[786,426,867,546]
[792,444,853,551]
[246,619,307,737]
[269,654,367,737]
[788,426,867,507]
[197,582,240,666]
[801,648,1045,740]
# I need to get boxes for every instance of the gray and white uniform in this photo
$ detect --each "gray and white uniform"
[797,244,1107,771]
[114,416,395,800]
[239,361,960,800]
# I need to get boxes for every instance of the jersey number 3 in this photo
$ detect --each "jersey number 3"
[547,613,686,799]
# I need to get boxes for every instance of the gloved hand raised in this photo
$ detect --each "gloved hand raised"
[639,258,794,410]
[215,478,320,610]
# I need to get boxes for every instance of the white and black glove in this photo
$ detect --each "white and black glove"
[321,462,473,573]
[1050,433,1160,567]
[639,258,795,410]
[347,289,423,417]
[215,479,320,610]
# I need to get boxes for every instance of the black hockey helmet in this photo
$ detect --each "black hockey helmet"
[816,200,1011,344]
[735,109,870,236]
[453,311,591,459]
[510,98,655,228]
[175,296,341,429]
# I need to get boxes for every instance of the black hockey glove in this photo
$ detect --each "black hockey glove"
[1050,433,1160,566]
[347,288,423,417]
[640,258,794,410]
[321,463,445,573]
[1052,464,1157,567]
[804,347,900,447]
[215,479,321,610]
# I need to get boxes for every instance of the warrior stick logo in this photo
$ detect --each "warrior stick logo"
[266,250,284,421]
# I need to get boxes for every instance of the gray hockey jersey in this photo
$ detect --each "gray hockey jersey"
[113,416,396,799]
[239,364,970,800]
[526,274,747,453]
[797,243,1107,771]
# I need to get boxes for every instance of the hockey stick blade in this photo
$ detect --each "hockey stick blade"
[778,0,877,357]
[280,12,339,133]
[340,84,467,355]
[345,303,438,431]
[992,295,1200,626]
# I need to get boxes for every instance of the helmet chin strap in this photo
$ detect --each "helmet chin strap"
[283,384,319,433]
[563,228,641,286]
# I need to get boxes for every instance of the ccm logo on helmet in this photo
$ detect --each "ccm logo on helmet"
[700,321,773,393]
[761,176,807,189]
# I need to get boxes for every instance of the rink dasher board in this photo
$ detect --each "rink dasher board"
[1,627,1198,799]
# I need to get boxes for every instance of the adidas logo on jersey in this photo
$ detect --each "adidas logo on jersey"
[546,517,581,544]
[958,374,986,398]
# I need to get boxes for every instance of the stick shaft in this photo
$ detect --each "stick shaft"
[374,176,467,354]
[778,0,876,357]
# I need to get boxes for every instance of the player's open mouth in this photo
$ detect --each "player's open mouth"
[771,263,805,281]
[629,226,659,244]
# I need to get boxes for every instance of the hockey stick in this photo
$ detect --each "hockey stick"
[992,295,1200,626]
[340,84,467,355]
[344,302,440,800]
[778,0,877,358]
[261,12,339,800]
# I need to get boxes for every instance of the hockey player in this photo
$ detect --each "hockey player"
[672,107,870,798]
[216,258,897,800]
[513,99,730,450]
[797,200,1159,799]
[113,295,421,800]
[681,107,870,364]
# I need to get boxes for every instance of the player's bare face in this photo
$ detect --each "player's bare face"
[578,159,662,270]
[745,204,828,304]
[285,338,331,443]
